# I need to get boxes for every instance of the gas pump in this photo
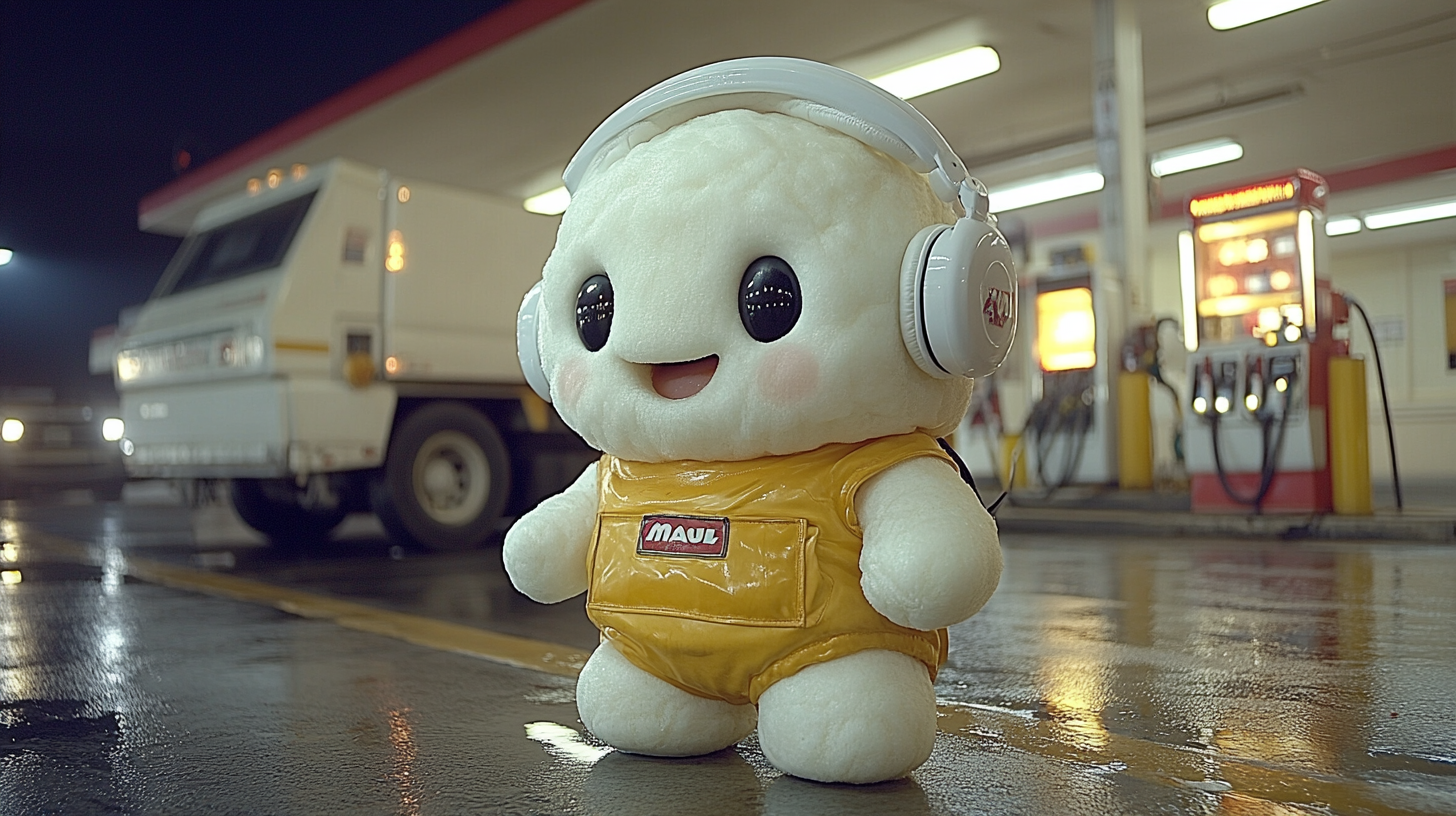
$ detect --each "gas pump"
[1180,169,1349,513]
[1025,248,1110,493]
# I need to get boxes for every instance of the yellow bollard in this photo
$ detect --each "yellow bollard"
[1117,371,1154,490]
[1329,356,1373,514]
[518,388,553,434]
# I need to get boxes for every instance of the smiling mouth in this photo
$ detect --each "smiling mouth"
[651,355,719,400]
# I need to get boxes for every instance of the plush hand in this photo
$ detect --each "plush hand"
[503,461,599,603]
[856,456,1002,631]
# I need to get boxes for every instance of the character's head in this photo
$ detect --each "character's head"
[518,58,1016,463]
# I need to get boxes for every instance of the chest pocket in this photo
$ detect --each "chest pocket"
[588,514,815,627]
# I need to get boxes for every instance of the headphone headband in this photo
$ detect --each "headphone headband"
[519,56,1015,404]
[562,57,972,208]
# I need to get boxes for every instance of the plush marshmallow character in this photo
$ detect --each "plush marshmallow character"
[505,60,1006,785]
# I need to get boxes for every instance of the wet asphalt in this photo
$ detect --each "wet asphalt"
[2,493,1454,815]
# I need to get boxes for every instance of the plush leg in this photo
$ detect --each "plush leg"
[756,650,936,784]
[576,642,757,757]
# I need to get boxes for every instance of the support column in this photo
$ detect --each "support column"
[1094,0,1150,486]
[1093,0,1150,325]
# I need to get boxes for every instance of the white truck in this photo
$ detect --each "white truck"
[98,158,593,550]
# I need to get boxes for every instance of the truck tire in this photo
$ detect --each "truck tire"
[230,478,346,547]
[371,402,510,552]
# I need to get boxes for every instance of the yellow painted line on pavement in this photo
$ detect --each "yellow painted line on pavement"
[131,558,589,677]
[26,530,587,678]
[16,527,1438,815]
[936,704,1431,816]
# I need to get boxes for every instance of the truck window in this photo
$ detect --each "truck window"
[165,192,316,295]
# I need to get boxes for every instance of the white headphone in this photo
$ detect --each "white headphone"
[517,56,1017,403]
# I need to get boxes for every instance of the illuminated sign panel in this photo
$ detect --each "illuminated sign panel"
[1037,287,1096,372]
[1189,181,1296,219]
[1186,187,1318,345]
[1188,169,1327,222]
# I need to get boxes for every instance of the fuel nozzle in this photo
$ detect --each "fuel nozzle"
[1213,360,1237,416]
[1192,357,1213,416]
[1270,354,1297,397]
[1328,289,1353,357]
[1244,356,1266,414]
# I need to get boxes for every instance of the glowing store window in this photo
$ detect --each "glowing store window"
[1038,287,1096,372]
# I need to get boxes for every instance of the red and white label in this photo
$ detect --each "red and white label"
[983,286,1013,329]
[637,515,730,558]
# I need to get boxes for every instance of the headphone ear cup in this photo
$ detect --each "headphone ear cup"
[516,281,552,403]
[900,223,950,377]
[907,217,1018,379]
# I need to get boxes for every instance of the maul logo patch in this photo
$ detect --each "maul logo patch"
[637,514,730,558]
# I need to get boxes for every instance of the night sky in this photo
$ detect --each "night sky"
[0,1,509,399]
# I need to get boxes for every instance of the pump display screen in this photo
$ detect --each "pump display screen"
[1036,286,1096,372]
[1192,210,1307,345]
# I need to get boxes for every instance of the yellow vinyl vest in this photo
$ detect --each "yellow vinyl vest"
[587,432,954,705]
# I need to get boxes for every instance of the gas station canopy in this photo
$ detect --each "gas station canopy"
[140,0,1456,241]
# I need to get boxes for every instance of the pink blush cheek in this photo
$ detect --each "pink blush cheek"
[755,345,820,406]
[554,358,589,411]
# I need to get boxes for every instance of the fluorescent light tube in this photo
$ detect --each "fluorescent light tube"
[524,186,570,215]
[869,46,1000,100]
[1150,138,1243,177]
[1178,231,1198,351]
[1298,210,1317,335]
[1324,216,1362,236]
[1207,0,1327,31]
[988,167,1104,213]
[1363,198,1456,230]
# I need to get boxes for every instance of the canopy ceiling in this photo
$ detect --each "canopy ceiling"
[140,0,1456,251]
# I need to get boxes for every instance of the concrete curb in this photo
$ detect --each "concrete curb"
[996,506,1456,542]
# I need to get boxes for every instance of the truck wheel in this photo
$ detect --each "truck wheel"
[230,478,346,547]
[371,402,510,552]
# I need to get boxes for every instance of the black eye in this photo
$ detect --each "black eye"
[576,274,613,352]
[739,256,801,343]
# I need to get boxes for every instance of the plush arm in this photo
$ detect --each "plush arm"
[856,456,1002,631]
[503,461,599,603]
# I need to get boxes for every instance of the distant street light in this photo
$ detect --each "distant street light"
[0,248,12,265]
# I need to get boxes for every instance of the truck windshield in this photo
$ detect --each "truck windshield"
[164,192,316,295]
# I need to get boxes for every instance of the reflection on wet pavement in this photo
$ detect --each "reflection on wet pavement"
[938,537,1456,813]
[2,498,1455,813]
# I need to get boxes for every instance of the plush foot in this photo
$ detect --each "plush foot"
[577,642,757,756]
[756,650,936,784]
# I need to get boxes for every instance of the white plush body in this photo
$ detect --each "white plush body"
[504,110,1002,784]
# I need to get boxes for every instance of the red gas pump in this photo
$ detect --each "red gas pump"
[1180,170,1352,513]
